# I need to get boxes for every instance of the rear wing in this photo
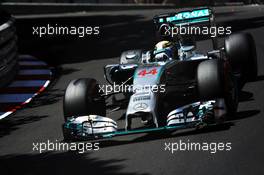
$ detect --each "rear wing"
[153,8,213,26]
[153,8,218,49]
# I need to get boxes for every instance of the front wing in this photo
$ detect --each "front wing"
[63,100,218,141]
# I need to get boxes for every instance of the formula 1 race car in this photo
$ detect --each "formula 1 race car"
[62,8,257,141]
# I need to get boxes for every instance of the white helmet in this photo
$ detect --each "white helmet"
[152,41,178,62]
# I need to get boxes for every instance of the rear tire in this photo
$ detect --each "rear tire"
[225,33,258,82]
[63,78,106,121]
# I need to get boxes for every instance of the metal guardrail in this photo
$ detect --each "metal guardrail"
[1,2,258,16]
[0,10,18,88]
[0,3,176,15]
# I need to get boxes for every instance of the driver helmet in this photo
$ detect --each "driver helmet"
[152,40,178,62]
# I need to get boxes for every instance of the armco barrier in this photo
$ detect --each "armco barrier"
[0,3,176,15]
[1,1,257,15]
[0,10,18,88]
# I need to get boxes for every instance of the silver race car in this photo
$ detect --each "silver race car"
[62,8,257,141]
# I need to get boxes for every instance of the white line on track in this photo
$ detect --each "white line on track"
[0,111,12,120]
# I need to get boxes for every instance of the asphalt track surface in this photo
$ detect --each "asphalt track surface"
[0,5,264,175]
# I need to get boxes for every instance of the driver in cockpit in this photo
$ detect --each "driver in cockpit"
[151,35,197,62]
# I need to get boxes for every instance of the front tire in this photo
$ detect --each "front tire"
[63,78,106,121]
[197,59,238,117]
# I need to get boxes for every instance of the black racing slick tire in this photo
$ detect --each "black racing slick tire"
[225,33,258,81]
[63,78,106,121]
[197,59,224,100]
[197,59,238,116]
[62,126,74,142]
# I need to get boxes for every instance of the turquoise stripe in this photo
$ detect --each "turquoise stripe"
[102,122,200,138]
